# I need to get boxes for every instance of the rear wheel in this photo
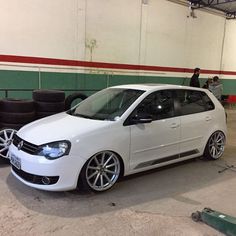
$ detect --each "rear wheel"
[79,151,121,192]
[203,131,225,160]
[0,129,16,159]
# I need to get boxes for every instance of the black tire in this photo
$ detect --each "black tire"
[0,111,35,124]
[203,131,226,160]
[65,92,87,110]
[0,122,25,130]
[33,90,65,102]
[0,99,35,113]
[35,101,65,112]
[78,151,121,192]
[36,111,57,119]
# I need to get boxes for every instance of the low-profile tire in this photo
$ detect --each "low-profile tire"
[0,122,25,130]
[0,111,35,124]
[35,101,65,112]
[0,128,17,159]
[203,131,226,160]
[65,92,88,110]
[78,151,121,192]
[0,99,35,113]
[33,90,65,102]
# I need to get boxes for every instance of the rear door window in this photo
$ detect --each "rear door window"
[176,90,214,116]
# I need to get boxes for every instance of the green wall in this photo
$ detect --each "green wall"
[0,69,235,99]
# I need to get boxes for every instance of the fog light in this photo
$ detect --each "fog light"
[42,176,51,185]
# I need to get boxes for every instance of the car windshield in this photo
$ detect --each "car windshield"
[68,88,144,121]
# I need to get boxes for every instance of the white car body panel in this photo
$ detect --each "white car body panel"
[10,144,85,191]
[9,84,227,191]
[129,117,181,170]
[18,113,113,145]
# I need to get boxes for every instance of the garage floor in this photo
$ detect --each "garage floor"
[1,110,236,236]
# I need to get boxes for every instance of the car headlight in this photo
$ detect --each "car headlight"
[37,141,71,160]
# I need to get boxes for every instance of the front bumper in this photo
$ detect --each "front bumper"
[9,144,86,191]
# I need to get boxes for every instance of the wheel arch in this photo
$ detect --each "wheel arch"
[80,149,125,177]
[110,150,125,179]
[205,128,227,145]
[77,149,125,191]
[203,129,226,160]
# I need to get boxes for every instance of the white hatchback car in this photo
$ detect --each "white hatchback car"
[9,84,227,192]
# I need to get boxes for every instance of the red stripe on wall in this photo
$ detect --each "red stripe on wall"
[0,54,236,76]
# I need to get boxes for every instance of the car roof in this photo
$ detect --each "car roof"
[111,83,206,92]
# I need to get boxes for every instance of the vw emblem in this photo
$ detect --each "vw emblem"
[17,141,24,150]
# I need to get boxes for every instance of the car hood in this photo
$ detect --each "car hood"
[17,112,114,145]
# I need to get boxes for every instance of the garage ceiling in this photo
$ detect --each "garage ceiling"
[189,0,236,19]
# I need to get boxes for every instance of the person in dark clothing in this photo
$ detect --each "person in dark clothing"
[190,67,200,87]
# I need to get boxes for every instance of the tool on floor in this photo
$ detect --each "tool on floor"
[214,162,236,174]
[191,208,236,236]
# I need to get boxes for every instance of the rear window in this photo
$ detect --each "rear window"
[176,90,215,116]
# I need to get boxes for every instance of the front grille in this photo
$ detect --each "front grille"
[12,166,59,185]
[13,134,40,155]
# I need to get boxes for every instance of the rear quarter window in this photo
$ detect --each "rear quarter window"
[176,90,215,116]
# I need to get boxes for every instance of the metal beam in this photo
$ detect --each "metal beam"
[189,0,236,19]
[190,0,236,9]
[226,11,236,19]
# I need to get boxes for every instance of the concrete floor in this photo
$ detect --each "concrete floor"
[1,110,236,235]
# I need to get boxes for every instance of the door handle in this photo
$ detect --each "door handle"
[171,123,179,128]
[205,116,212,121]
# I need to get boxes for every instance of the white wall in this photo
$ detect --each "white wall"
[85,0,141,64]
[86,0,225,70]
[0,0,233,73]
[0,0,82,59]
[84,0,226,70]
[222,21,236,72]
[185,11,225,70]
[145,0,189,67]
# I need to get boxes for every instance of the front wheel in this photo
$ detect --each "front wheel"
[0,128,17,159]
[79,151,121,192]
[203,131,226,160]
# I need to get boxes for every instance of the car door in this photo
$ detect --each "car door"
[176,89,215,156]
[127,90,181,170]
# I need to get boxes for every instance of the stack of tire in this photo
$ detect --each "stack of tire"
[33,90,65,119]
[0,99,35,130]
[64,92,88,110]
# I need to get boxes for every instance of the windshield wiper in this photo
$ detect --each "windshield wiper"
[74,114,94,119]
[69,112,108,121]
[67,110,73,115]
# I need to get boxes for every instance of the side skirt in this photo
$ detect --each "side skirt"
[134,149,199,170]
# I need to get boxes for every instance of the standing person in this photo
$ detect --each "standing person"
[209,76,223,101]
[190,67,200,87]
[202,78,212,89]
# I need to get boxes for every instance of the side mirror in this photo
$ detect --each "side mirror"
[131,114,153,124]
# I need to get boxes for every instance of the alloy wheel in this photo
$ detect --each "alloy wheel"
[85,151,121,192]
[0,129,16,159]
[208,131,225,159]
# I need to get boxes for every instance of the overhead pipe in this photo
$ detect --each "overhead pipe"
[219,18,227,76]
[166,0,225,18]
